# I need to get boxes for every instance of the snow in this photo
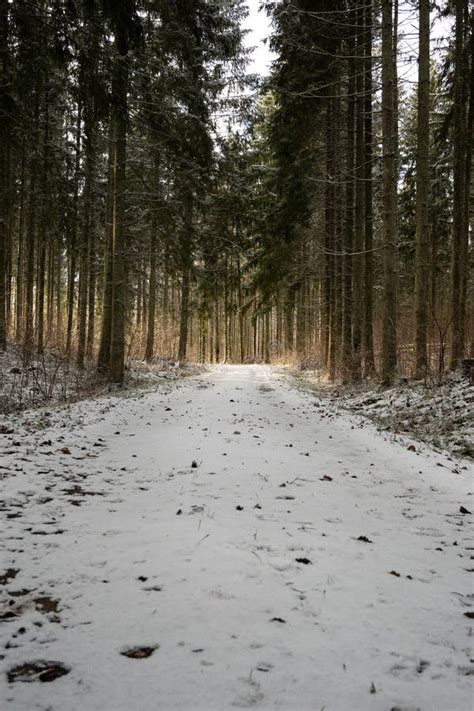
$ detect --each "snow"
[1,364,473,710]
[293,368,474,461]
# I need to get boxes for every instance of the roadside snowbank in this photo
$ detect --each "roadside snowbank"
[293,369,473,460]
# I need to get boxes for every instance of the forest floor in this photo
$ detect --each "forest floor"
[0,364,473,711]
[0,344,201,413]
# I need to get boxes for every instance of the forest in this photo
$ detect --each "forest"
[0,0,472,387]
[0,0,474,711]
[1,2,474,710]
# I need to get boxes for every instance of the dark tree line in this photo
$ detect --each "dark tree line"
[0,0,472,384]
[254,0,472,382]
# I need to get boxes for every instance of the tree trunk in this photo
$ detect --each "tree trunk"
[414,0,430,377]
[284,284,296,355]
[296,282,306,357]
[450,0,468,368]
[97,121,116,373]
[15,146,26,341]
[0,0,10,350]
[145,215,158,362]
[36,100,49,355]
[342,50,355,380]
[237,254,244,362]
[352,5,365,381]
[107,40,128,383]
[66,107,81,355]
[363,0,375,376]
[86,233,96,358]
[24,101,39,357]
[77,119,96,368]
[178,267,190,362]
[324,99,336,376]
[381,0,398,384]
[463,7,473,357]
[177,195,193,363]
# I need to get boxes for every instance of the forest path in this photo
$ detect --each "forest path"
[1,365,473,711]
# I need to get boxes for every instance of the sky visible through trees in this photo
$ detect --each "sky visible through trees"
[245,0,452,81]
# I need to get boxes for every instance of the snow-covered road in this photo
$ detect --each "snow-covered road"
[1,365,473,710]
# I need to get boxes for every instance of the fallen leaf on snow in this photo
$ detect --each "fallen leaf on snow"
[34,596,59,614]
[120,645,159,659]
[256,662,273,672]
[0,568,19,585]
[7,661,70,683]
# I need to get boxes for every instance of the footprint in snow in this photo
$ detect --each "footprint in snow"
[268,557,293,572]
[231,676,264,708]
[210,588,234,600]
